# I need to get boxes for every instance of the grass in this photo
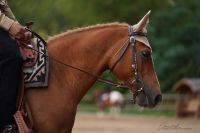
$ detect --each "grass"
[78,93,177,117]
[77,103,176,117]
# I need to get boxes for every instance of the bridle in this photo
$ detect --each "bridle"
[110,25,147,102]
[22,26,147,103]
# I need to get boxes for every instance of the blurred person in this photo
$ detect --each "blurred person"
[100,85,111,102]
[0,0,32,132]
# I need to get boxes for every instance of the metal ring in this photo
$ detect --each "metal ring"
[129,36,135,45]
[131,79,144,92]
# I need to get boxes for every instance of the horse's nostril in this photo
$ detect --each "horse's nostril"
[154,95,162,105]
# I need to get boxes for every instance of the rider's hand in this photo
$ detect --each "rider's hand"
[9,21,23,37]
[9,21,32,43]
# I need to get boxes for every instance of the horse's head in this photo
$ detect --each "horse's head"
[109,11,162,108]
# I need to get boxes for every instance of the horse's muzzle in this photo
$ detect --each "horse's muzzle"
[136,85,162,108]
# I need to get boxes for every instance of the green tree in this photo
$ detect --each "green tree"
[11,0,198,93]
[150,0,200,92]
[9,0,170,35]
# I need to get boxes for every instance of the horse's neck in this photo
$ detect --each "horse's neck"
[48,25,127,103]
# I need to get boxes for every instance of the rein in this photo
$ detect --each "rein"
[21,26,147,98]
[21,29,129,89]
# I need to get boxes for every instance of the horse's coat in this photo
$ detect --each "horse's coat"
[25,11,161,133]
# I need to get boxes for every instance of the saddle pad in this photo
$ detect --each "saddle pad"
[23,37,49,88]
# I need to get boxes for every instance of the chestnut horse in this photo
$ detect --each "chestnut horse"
[25,11,162,132]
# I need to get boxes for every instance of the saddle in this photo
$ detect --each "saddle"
[13,25,48,132]
[18,41,38,68]
[17,22,38,68]
[14,40,37,133]
[13,77,34,133]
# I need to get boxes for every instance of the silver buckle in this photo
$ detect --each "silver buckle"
[131,79,144,92]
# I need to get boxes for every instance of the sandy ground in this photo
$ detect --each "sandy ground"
[73,113,200,133]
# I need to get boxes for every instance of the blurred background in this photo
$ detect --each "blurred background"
[9,0,200,132]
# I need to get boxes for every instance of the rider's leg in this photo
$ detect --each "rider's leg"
[0,28,22,131]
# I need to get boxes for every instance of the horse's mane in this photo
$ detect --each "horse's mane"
[48,22,128,42]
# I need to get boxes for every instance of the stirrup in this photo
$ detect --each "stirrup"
[2,125,18,133]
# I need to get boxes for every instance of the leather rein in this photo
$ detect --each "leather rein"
[23,26,147,101]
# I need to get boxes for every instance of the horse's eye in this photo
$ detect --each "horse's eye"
[141,51,151,58]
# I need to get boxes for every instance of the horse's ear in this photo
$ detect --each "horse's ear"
[134,10,151,32]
